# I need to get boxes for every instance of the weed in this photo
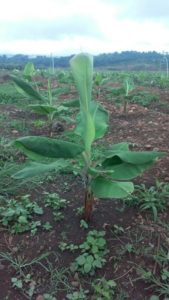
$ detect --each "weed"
[80,219,89,230]
[43,221,53,231]
[126,181,169,221]
[45,264,72,297]
[92,277,117,299]
[75,206,85,217]
[33,119,46,128]
[0,194,43,234]
[71,230,108,275]
[111,224,124,235]
[43,294,56,300]
[59,242,78,252]
[0,82,24,105]
[0,251,49,298]
[44,192,69,222]
[130,91,159,107]
[66,288,89,299]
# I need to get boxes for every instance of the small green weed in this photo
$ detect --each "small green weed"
[44,192,69,222]
[71,230,108,275]
[66,288,89,300]
[0,194,43,233]
[0,251,49,298]
[126,181,169,221]
[0,82,24,105]
[59,242,79,252]
[130,91,159,107]
[92,277,117,300]
[80,219,89,230]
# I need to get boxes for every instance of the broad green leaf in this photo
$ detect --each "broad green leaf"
[70,53,93,111]
[76,255,86,266]
[90,161,154,180]
[91,176,134,198]
[89,101,108,139]
[14,136,84,160]
[23,62,35,80]
[11,75,44,102]
[84,263,92,273]
[12,160,68,179]
[75,101,109,140]
[103,149,165,165]
[74,111,95,153]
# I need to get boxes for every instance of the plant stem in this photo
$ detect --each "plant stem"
[84,189,95,221]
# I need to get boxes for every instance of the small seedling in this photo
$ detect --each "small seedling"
[0,194,43,233]
[66,288,89,300]
[75,206,84,216]
[44,192,69,222]
[43,222,53,231]
[59,242,78,252]
[43,294,56,300]
[92,277,117,299]
[80,219,89,230]
[71,230,108,275]
[111,224,124,235]
[11,277,23,289]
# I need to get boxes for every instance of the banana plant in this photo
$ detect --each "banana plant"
[11,74,69,123]
[94,72,110,99]
[13,53,165,221]
[23,62,36,82]
[123,78,135,114]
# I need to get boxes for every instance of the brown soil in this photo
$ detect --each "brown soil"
[0,85,169,300]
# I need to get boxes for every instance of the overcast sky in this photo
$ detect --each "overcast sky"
[1,0,169,56]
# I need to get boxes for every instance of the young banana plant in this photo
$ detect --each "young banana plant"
[13,53,165,221]
[123,78,135,114]
[11,71,70,129]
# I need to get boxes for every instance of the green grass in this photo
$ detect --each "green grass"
[0,82,24,105]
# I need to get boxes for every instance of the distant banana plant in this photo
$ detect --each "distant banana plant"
[11,65,78,134]
[13,53,165,221]
[94,72,110,99]
[123,78,135,114]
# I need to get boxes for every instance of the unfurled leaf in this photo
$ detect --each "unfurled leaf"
[91,176,134,198]
[23,62,35,81]
[75,101,109,140]
[12,160,68,179]
[11,75,44,101]
[90,101,109,139]
[92,161,154,180]
[14,136,84,160]
[104,148,165,165]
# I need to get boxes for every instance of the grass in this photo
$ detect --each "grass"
[0,82,24,105]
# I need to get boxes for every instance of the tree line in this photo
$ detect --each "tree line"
[0,51,167,70]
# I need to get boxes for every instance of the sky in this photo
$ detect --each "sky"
[1,0,169,56]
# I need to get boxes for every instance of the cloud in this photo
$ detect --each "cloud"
[0,0,169,55]
[0,15,102,41]
[119,0,169,21]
